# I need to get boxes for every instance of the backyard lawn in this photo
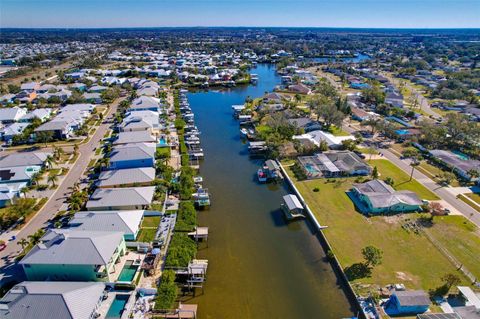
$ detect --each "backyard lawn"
[136,228,157,243]
[369,159,439,200]
[286,166,467,293]
[141,216,161,228]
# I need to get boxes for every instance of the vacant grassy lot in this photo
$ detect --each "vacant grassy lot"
[369,159,439,200]
[286,167,466,293]
[141,216,161,228]
[426,215,480,279]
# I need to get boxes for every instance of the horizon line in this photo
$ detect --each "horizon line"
[1,26,480,31]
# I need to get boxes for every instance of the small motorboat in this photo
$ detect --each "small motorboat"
[257,168,267,183]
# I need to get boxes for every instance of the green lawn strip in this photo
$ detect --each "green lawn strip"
[369,159,439,200]
[417,161,461,187]
[285,167,466,292]
[465,193,480,206]
[328,125,350,136]
[137,228,157,243]
[457,195,480,213]
[426,215,480,279]
[141,216,161,228]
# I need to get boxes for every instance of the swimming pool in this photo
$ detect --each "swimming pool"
[117,260,138,282]
[158,138,168,146]
[452,150,469,160]
[304,163,320,175]
[395,129,409,135]
[106,294,130,319]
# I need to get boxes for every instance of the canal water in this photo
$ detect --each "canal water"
[186,64,355,318]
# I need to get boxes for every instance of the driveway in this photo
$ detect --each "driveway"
[0,97,124,285]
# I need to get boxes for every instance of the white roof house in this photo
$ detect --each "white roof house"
[293,130,355,149]
[86,186,156,211]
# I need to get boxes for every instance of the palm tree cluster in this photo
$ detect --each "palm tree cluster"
[67,184,88,211]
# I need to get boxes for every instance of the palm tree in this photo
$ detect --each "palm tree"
[47,174,58,187]
[73,144,79,155]
[45,155,55,168]
[53,146,64,161]
[18,238,29,250]
[409,157,421,181]
[31,173,41,186]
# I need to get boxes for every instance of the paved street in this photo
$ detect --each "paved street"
[0,97,123,285]
[379,148,480,227]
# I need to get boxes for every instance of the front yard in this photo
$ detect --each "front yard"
[369,159,439,200]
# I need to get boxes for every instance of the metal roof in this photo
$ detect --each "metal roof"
[86,186,156,209]
[0,281,105,319]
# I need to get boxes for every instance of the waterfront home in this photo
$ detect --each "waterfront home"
[384,290,430,316]
[130,96,161,112]
[351,179,423,214]
[288,83,312,95]
[428,150,480,181]
[292,130,355,149]
[0,107,27,124]
[0,152,51,168]
[137,86,158,97]
[97,167,155,188]
[86,186,156,211]
[20,229,126,281]
[120,111,160,135]
[113,131,157,145]
[68,210,144,241]
[288,117,322,132]
[263,92,284,103]
[0,281,106,319]
[298,151,371,179]
[109,143,156,169]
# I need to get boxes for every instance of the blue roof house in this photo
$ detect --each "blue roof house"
[384,290,430,316]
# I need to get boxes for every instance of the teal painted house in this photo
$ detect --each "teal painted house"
[20,229,126,282]
[351,179,423,214]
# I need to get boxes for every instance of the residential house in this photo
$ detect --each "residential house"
[384,290,430,315]
[88,85,108,93]
[20,82,40,92]
[129,96,161,112]
[109,143,156,170]
[113,131,157,145]
[385,91,404,108]
[83,92,102,104]
[292,130,355,149]
[120,111,160,135]
[288,117,322,133]
[0,281,106,319]
[288,83,312,95]
[0,152,51,168]
[297,151,371,178]
[0,107,27,124]
[85,186,156,211]
[429,150,480,181]
[68,210,144,241]
[97,167,155,188]
[19,108,52,123]
[1,122,30,143]
[20,229,126,282]
[351,179,423,214]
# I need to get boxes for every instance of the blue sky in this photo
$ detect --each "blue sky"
[1,0,479,29]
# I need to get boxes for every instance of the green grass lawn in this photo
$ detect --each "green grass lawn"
[369,159,439,200]
[141,216,161,228]
[328,125,350,136]
[286,167,468,293]
[465,193,480,206]
[458,194,480,212]
[427,215,480,279]
[136,228,157,242]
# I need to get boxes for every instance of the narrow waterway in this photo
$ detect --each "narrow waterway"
[186,64,355,319]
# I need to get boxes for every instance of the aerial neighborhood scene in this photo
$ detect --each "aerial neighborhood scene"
[0,1,479,318]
